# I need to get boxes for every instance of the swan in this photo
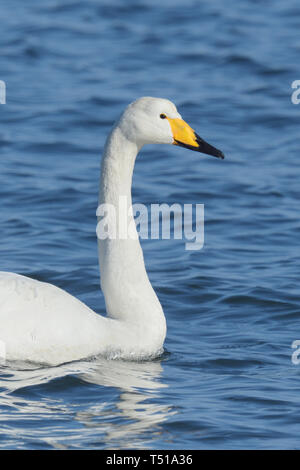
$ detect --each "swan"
[0,97,224,366]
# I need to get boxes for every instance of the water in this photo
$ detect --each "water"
[0,0,300,450]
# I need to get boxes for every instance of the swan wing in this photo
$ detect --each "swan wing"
[0,272,106,364]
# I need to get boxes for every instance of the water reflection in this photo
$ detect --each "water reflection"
[78,358,175,449]
[0,357,175,449]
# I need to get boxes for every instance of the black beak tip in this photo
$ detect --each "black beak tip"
[194,133,224,160]
[174,136,225,160]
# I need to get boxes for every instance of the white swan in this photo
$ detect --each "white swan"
[0,97,224,366]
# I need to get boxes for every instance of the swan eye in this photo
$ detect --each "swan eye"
[160,113,167,119]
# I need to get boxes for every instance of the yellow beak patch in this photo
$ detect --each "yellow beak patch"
[167,117,198,148]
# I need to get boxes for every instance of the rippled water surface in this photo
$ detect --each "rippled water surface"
[1,0,300,449]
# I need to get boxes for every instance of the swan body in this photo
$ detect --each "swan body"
[0,97,224,366]
[0,272,164,364]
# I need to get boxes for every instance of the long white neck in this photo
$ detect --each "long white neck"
[97,124,165,332]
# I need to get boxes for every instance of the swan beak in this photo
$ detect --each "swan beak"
[168,117,224,159]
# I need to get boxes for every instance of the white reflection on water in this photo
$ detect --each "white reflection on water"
[0,357,175,449]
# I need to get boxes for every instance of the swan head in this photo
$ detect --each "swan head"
[118,97,224,159]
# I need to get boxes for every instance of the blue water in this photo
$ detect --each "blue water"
[1,0,300,450]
